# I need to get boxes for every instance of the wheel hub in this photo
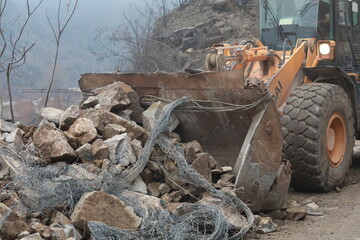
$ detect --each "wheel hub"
[326,113,346,168]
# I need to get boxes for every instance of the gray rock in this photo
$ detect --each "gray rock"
[39,107,64,125]
[30,222,51,239]
[60,105,81,130]
[49,223,66,240]
[213,0,233,11]
[18,231,30,238]
[92,82,144,122]
[286,207,307,221]
[198,195,247,228]
[63,224,81,240]
[255,217,277,234]
[81,109,148,143]
[20,233,43,240]
[75,143,94,163]
[130,139,142,158]
[57,165,99,181]
[121,190,163,219]
[129,176,148,194]
[51,211,72,227]
[103,123,126,140]
[142,101,179,132]
[103,134,137,166]
[0,155,24,177]
[0,119,17,133]
[80,96,99,109]
[5,128,25,153]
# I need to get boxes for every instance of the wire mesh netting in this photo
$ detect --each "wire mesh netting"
[11,96,254,239]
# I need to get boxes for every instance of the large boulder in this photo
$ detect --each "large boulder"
[32,122,76,163]
[67,118,97,146]
[70,191,142,234]
[92,82,144,122]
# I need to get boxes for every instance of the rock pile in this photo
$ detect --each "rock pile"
[0,81,250,239]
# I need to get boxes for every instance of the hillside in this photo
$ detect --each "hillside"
[151,0,259,71]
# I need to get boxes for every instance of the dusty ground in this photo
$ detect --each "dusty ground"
[247,161,360,240]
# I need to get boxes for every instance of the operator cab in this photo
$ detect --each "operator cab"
[260,0,332,47]
[260,0,360,71]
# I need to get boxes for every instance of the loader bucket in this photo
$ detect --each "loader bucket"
[79,71,291,211]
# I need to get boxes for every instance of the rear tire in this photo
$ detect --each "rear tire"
[281,83,354,192]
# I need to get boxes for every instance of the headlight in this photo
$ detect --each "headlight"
[317,41,336,60]
[319,43,331,55]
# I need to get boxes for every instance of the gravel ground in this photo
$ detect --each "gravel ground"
[247,161,360,240]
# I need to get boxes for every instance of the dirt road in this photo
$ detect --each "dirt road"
[248,163,360,240]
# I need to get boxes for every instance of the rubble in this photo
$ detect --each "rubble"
[0,81,255,239]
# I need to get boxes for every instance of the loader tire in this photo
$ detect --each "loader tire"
[281,83,354,192]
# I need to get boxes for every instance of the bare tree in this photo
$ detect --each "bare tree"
[0,0,7,120]
[92,2,181,73]
[4,0,44,122]
[44,0,79,108]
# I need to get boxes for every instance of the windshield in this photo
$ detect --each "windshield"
[260,0,319,29]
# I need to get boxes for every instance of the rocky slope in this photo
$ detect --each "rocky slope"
[152,0,259,71]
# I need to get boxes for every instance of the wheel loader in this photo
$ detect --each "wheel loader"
[78,0,360,211]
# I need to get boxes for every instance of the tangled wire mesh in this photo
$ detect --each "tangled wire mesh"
[90,97,254,239]
[11,96,254,239]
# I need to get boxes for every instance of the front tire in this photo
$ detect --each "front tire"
[281,83,354,192]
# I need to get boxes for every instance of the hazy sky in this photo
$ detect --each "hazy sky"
[6,0,149,92]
